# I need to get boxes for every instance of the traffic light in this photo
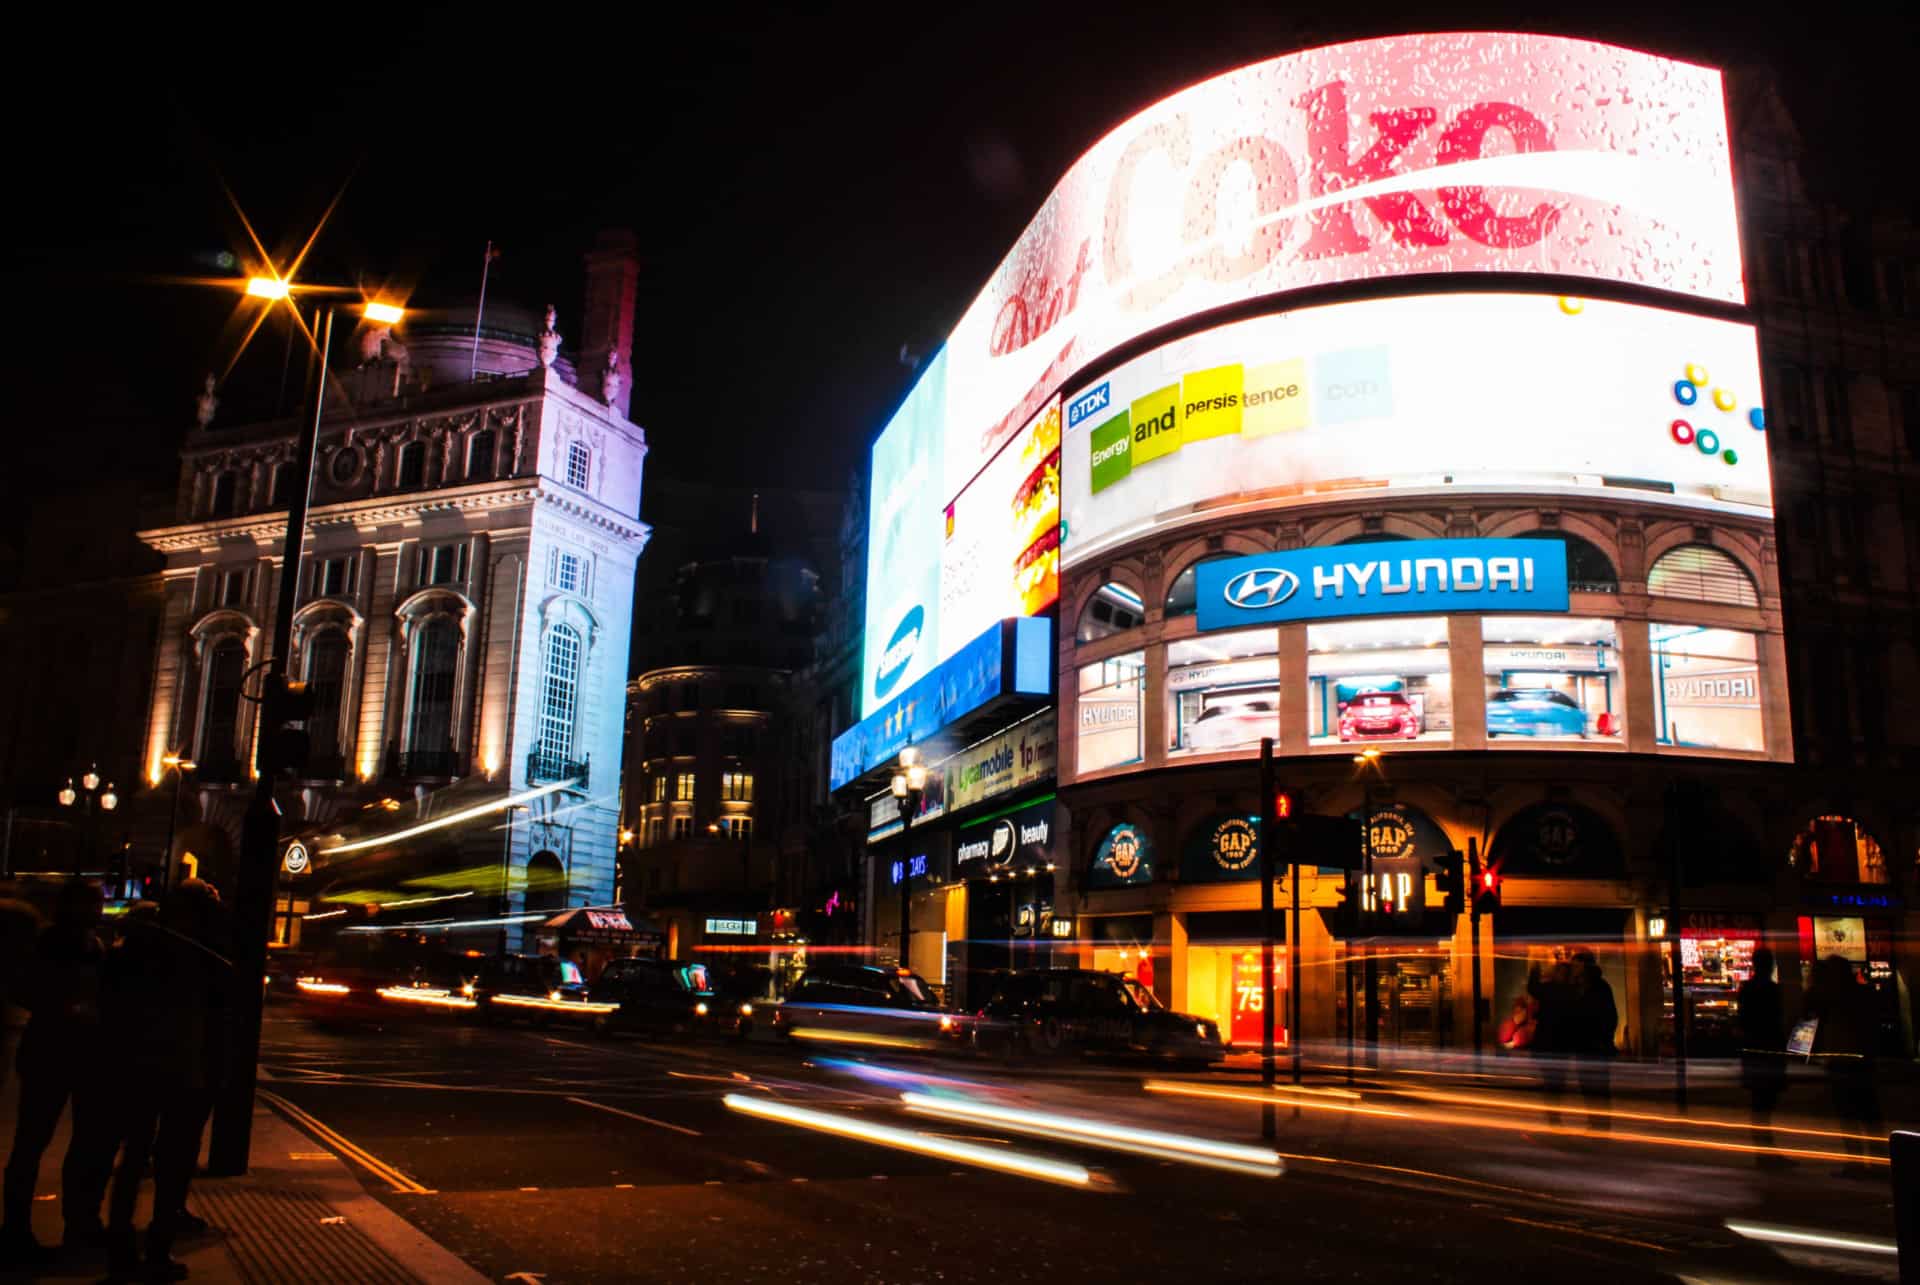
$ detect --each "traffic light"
[1274,790,1294,820]
[1435,848,1465,915]
[1473,864,1502,916]
[258,674,315,776]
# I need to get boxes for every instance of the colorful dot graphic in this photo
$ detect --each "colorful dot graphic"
[1723,449,1739,465]
[1712,387,1737,412]
[1696,429,1720,455]
[1748,407,1765,432]
[1673,380,1698,406]
[1668,363,1760,466]
[1671,419,1695,444]
[1558,296,1584,315]
[1685,363,1710,386]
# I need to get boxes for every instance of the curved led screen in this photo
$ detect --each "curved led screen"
[1060,293,1767,567]
[860,32,1740,719]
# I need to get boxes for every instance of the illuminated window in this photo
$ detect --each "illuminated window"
[406,618,460,758]
[671,816,692,841]
[1166,629,1278,757]
[651,774,666,803]
[1482,617,1622,745]
[1077,651,1145,772]
[1648,545,1759,607]
[1078,582,1145,642]
[722,771,754,802]
[1650,624,1763,752]
[1790,816,1887,884]
[538,624,581,762]
[467,429,496,481]
[396,441,427,490]
[303,629,351,773]
[675,773,695,802]
[720,816,753,842]
[1307,617,1450,746]
[566,442,591,490]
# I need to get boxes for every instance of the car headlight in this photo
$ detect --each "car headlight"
[695,1001,709,1016]
[739,1003,754,1018]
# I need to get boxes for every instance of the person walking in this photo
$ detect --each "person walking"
[1527,958,1574,1124]
[1568,950,1618,1131]
[0,879,110,1266]
[1735,946,1790,1163]
[1806,954,1883,1177]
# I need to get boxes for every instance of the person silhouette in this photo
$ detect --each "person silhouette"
[1736,946,1789,1163]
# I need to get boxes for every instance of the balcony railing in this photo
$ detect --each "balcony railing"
[528,748,589,788]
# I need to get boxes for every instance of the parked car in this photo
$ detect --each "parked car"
[590,958,750,1038]
[1338,692,1421,741]
[1486,688,1588,738]
[1181,700,1277,752]
[968,968,1225,1066]
[474,952,594,1024]
[772,964,960,1049]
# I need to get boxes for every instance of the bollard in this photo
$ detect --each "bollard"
[1894,1130,1920,1284]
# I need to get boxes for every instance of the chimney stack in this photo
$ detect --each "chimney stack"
[578,229,639,420]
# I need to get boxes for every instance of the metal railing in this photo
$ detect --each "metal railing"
[527,748,589,788]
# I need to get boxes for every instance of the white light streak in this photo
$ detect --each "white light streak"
[297,980,350,996]
[490,993,619,1015]
[900,1092,1281,1176]
[722,1094,1091,1188]
[1723,1220,1896,1255]
[319,780,577,856]
[375,986,478,1010]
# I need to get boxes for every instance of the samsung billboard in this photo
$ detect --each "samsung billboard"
[860,32,1741,719]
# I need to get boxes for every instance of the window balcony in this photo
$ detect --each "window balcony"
[528,747,590,788]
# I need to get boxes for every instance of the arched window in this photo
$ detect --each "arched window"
[1648,544,1759,607]
[406,617,459,761]
[396,441,427,490]
[466,429,496,481]
[538,624,582,765]
[566,441,591,490]
[304,629,351,777]
[1077,582,1145,643]
[199,638,247,771]
[210,472,238,518]
[526,850,567,916]
[1164,553,1237,618]
[1516,530,1618,592]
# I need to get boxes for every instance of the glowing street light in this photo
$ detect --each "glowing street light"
[363,299,405,325]
[246,276,290,300]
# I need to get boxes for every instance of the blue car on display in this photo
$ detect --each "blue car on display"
[1486,688,1590,738]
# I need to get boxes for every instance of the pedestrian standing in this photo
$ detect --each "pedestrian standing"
[1569,950,1618,1130]
[0,879,110,1265]
[1527,959,1573,1124]
[1735,946,1789,1163]
[1806,954,1883,1177]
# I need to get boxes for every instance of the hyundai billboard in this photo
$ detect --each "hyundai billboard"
[860,32,1740,720]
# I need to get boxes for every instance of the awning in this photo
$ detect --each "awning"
[541,905,664,945]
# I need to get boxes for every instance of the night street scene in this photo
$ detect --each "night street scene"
[3,1,1920,1281]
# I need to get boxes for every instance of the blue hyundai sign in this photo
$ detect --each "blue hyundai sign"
[1196,538,1568,631]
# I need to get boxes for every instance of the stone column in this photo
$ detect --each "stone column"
[1448,614,1486,750]
[1154,910,1188,1012]
[1618,617,1659,753]
[1278,623,1309,754]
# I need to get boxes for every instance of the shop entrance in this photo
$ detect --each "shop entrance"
[1335,943,1455,1048]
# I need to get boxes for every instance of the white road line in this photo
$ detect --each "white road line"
[566,1096,703,1137]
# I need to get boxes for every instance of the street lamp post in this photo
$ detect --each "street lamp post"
[211,287,404,1177]
[890,748,927,972]
[160,752,196,897]
[56,766,118,877]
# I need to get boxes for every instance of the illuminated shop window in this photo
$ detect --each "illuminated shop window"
[1078,582,1145,643]
[1482,616,1623,744]
[1307,617,1450,746]
[1789,816,1887,884]
[1166,629,1279,757]
[1077,650,1146,772]
[1164,554,1237,619]
[1648,545,1759,607]
[1649,624,1763,752]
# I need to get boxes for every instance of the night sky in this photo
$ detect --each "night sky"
[4,1,1908,562]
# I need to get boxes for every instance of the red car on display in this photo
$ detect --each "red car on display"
[1339,692,1421,741]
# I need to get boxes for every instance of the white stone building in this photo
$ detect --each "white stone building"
[136,232,649,944]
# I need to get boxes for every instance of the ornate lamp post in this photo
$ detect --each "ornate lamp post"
[890,748,928,971]
[57,765,118,877]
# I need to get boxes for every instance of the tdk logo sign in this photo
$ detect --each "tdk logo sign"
[1197,538,1569,630]
[873,604,925,699]
[1222,568,1299,610]
[1066,383,1111,429]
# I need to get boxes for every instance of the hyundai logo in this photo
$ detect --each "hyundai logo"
[1222,567,1300,609]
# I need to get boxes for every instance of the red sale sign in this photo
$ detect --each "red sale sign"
[1230,952,1287,1048]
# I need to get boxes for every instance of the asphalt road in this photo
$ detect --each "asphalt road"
[253,1009,1900,1284]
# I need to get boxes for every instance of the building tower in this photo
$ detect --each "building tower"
[136,236,649,948]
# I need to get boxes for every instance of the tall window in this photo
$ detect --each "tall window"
[397,441,427,489]
[671,816,693,840]
[651,774,667,803]
[219,568,251,608]
[719,816,753,842]
[566,441,591,490]
[313,556,354,598]
[467,429,496,481]
[420,543,467,586]
[305,630,350,772]
[538,624,582,762]
[1648,545,1759,607]
[200,639,248,768]
[407,618,459,756]
[210,472,238,518]
[721,771,754,801]
[675,773,695,801]
[555,552,582,593]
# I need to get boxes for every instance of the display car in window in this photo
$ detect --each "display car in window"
[1181,700,1278,751]
[1486,688,1591,738]
[967,969,1225,1067]
[771,964,959,1048]
[1338,692,1421,742]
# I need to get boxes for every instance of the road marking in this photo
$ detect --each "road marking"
[258,1090,430,1195]
[567,1096,703,1137]
[1503,1215,1671,1254]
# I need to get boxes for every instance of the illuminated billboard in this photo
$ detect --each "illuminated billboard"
[1060,294,1767,567]
[860,33,1739,721]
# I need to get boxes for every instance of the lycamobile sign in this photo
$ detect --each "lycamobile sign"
[1196,539,1568,630]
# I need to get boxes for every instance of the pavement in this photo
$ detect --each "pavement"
[0,1046,485,1284]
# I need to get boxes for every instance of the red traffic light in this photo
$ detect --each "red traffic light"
[1481,869,1498,891]
[1275,791,1294,819]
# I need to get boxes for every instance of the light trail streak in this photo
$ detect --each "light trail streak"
[786,1028,933,1051]
[296,980,350,996]
[1383,1084,1888,1143]
[374,986,477,1010]
[490,993,618,1015]
[1723,1219,1896,1255]
[722,1094,1091,1188]
[319,779,577,856]
[1142,1081,1889,1166]
[900,1093,1281,1177]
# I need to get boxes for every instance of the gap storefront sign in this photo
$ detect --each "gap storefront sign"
[1196,539,1568,631]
